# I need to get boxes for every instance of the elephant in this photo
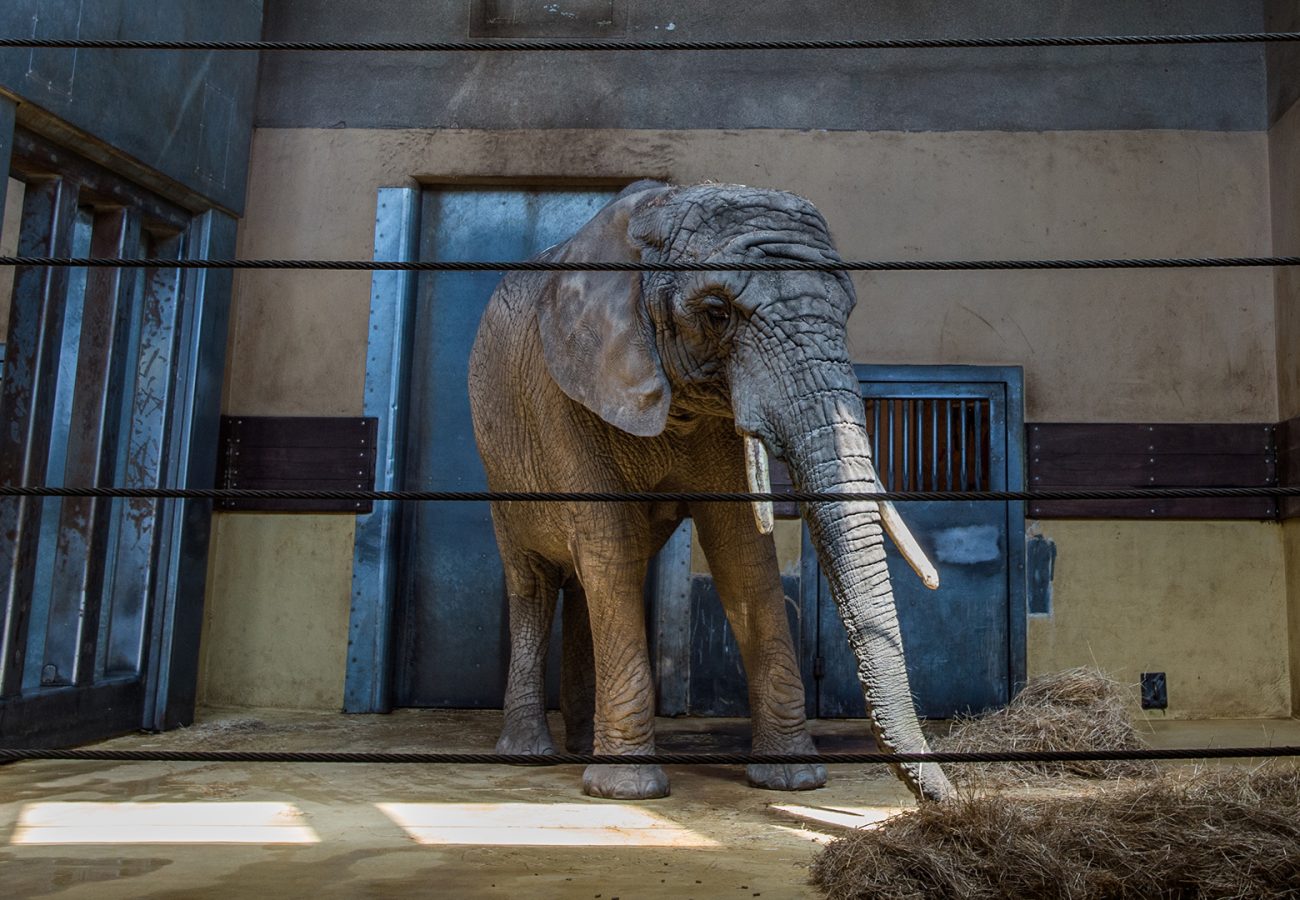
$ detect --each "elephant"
[467,180,954,803]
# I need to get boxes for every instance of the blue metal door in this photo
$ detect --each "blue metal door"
[809,366,1026,718]
[394,187,618,707]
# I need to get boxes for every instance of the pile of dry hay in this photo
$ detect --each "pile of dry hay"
[810,669,1300,898]
[811,766,1300,899]
[939,667,1157,783]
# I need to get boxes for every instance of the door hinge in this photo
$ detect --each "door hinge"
[813,655,825,680]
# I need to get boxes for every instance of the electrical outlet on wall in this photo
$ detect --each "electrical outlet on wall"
[1140,672,1167,710]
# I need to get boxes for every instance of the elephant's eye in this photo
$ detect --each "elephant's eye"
[697,294,731,327]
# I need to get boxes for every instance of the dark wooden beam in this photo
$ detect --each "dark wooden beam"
[1027,423,1277,520]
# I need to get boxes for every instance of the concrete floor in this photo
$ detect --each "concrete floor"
[2,710,1298,899]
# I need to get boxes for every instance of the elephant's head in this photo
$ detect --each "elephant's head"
[537,181,954,802]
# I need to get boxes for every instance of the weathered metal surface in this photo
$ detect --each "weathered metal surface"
[216,416,377,513]
[804,366,1026,719]
[41,208,142,688]
[103,234,184,677]
[142,210,237,732]
[649,520,692,716]
[22,205,90,691]
[0,176,79,699]
[0,0,263,214]
[10,129,190,231]
[395,187,615,708]
[1027,422,1278,519]
[1026,533,1057,616]
[0,676,143,749]
[345,189,420,714]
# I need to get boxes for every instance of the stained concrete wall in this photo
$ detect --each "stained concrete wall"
[200,125,1287,716]
[259,0,1267,132]
[1027,521,1290,718]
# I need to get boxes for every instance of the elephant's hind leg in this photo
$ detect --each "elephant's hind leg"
[560,577,596,754]
[496,554,562,756]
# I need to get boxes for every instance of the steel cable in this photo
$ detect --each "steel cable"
[2,32,1300,53]
[2,255,1300,272]
[1,746,1298,765]
[0,486,1296,503]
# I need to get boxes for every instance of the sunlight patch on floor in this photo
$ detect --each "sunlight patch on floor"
[10,802,320,845]
[769,803,911,832]
[376,802,718,847]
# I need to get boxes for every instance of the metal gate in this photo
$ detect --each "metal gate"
[0,130,234,745]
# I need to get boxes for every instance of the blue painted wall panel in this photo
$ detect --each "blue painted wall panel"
[0,1,263,213]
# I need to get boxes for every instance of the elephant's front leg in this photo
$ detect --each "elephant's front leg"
[691,501,827,791]
[572,523,668,800]
[496,555,561,756]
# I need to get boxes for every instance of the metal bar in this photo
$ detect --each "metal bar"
[887,400,896,491]
[871,398,881,477]
[42,208,141,686]
[8,254,1300,272]
[23,207,93,690]
[0,176,80,698]
[345,188,421,714]
[5,31,1300,52]
[103,233,184,675]
[975,400,985,489]
[945,400,954,490]
[930,399,938,491]
[901,398,910,491]
[143,210,236,731]
[960,401,970,491]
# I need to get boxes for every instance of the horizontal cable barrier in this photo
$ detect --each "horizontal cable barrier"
[2,747,1298,766]
[1,486,1298,503]
[2,255,1300,272]
[1,32,1300,53]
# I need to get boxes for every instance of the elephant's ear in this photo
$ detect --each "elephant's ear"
[537,185,672,437]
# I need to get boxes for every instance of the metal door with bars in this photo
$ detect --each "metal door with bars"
[0,129,234,746]
[656,365,1026,720]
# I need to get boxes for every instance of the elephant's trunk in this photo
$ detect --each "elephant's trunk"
[773,385,955,803]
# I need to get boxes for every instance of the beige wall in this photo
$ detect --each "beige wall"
[1028,520,1291,718]
[200,126,1286,714]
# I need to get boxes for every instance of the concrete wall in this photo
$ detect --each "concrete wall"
[1028,521,1290,717]
[259,0,1267,132]
[200,124,1286,716]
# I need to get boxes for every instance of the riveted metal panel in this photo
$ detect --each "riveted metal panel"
[143,210,237,731]
[0,176,80,698]
[345,187,420,714]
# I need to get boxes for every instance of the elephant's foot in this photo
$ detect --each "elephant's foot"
[746,762,827,791]
[582,764,670,800]
[495,719,556,756]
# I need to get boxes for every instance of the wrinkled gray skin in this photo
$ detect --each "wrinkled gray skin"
[468,181,954,803]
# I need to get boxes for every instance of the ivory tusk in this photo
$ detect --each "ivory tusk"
[877,498,940,590]
[743,436,775,535]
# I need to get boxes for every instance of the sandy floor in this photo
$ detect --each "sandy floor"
[1,709,1297,899]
